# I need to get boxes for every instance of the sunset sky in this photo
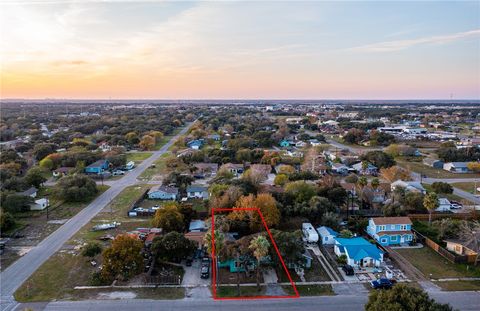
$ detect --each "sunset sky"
[1,1,479,99]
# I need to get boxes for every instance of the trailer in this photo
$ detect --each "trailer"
[302,223,319,243]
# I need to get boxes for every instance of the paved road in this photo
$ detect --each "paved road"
[325,138,381,154]
[0,123,194,310]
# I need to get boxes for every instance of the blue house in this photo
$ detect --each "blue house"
[187,139,204,150]
[366,217,413,246]
[334,237,384,268]
[84,159,109,175]
[317,226,338,245]
[147,185,178,200]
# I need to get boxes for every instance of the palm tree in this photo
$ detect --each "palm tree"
[357,176,368,209]
[204,229,225,283]
[371,178,380,190]
[249,235,270,290]
[423,192,439,225]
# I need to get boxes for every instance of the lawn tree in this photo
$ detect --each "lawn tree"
[458,220,480,265]
[249,235,270,290]
[55,174,98,202]
[251,193,280,231]
[3,194,34,213]
[370,178,380,190]
[365,284,453,311]
[152,203,184,232]
[270,230,303,266]
[81,242,102,258]
[431,182,453,194]
[102,234,144,282]
[424,192,439,225]
[151,232,196,263]
[25,166,47,188]
[139,134,155,150]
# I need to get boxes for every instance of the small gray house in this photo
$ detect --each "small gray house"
[186,185,209,200]
[147,186,178,200]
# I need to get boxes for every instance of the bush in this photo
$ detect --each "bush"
[0,208,16,232]
[55,174,98,202]
[89,271,110,286]
[337,254,347,265]
[431,182,453,194]
[82,242,103,258]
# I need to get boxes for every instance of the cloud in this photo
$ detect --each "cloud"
[348,29,480,52]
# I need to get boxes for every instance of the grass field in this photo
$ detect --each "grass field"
[422,184,473,205]
[397,159,480,179]
[126,152,152,164]
[282,284,334,296]
[451,182,478,194]
[138,153,169,180]
[215,285,266,297]
[434,280,480,291]
[396,247,480,279]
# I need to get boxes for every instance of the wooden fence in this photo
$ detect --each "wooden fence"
[413,229,477,264]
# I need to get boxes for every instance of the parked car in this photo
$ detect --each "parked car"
[201,257,210,266]
[370,278,394,289]
[112,170,125,176]
[450,201,463,209]
[342,264,354,276]
[200,265,210,279]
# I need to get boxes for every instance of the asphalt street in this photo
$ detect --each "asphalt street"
[0,123,194,309]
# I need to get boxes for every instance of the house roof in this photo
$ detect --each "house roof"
[184,232,206,245]
[445,162,468,168]
[187,185,208,192]
[335,237,383,261]
[148,185,179,195]
[86,159,108,168]
[189,220,206,232]
[21,187,38,196]
[317,226,338,237]
[194,163,218,171]
[445,238,480,253]
[371,217,412,225]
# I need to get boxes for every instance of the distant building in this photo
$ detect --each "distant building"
[423,158,444,169]
[186,185,209,200]
[147,186,178,200]
[443,162,470,173]
[19,187,38,198]
[391,180,426,194]
[84,160,109,175]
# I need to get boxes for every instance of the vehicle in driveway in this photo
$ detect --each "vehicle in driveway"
[342,264,354,276]
[200,265,210,279]
[112,170,125,176]
[370,278,395,289]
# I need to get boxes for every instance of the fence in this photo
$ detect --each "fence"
[413,229,477,264]
[408,212,478,221]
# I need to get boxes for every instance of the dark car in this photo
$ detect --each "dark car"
[185,256,193,266]
[342,264,354,276]
[200,265,210,279]
[370,278,394,289]
[201,257,210,266]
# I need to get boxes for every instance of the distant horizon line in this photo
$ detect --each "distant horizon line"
[1,98,479,102]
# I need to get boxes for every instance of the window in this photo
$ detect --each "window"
[391,235,397,241]
[381,238,387,244]
[390,225,395,230]
[379,225,386,231]
[400,225,407,230]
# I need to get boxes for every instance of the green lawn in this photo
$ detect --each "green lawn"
[396,247,480,279]
[422,184,473,205]
[434,280,480,291]
[215,285,266,297]
[282,284,334,296]
[451,182,478,195]
[126,152,153,164]
[397,159,480,179]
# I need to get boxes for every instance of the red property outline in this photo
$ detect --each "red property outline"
[211,207,299,300]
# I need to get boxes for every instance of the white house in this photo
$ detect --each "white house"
[443,162,470,174]
[147,186,178,200]
[30,198,49,211]
[302,223,319,243]
[317,226,338,245]
[391,180,426,194]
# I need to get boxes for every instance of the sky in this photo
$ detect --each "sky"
[0,0,479,100]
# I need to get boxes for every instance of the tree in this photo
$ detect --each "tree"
[424,192,439,225]
[39,157,54,170]
[204,229,225,259]
[3,194,33,213]
[0,208,16,232]
[25,167,47,188]
[252,193,280,230]
[345,174,358,184]
[101,234,144,282]
[320,212,341,231]
[370,178,380,189]
[458,220,480,265]
[339,229,353,238]
[249,235,270,289]
[379,166,412,183]
[125,132,139,145]
[402,192,425,213]
[55,175,98,202]
[269,230,303,265]
[361,151,395,169]
[365,284,453,311]
[33,143,55,161]
[285,181,317,203]
[431,182,453,194]
[274,174,289,186]
[467,162,480,173]
[139,135,155,151]
[151,232,196,262]
[152,203,184,232]
[82,242,102,258]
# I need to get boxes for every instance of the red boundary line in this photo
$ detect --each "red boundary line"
[211,207,300,300]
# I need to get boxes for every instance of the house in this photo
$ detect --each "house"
[208,134,221,141]
[185,231,206,248]
[187,185,209,200]
[366,217,413,246]
[193,163,219,177]
[391,180,426,194]
[309,139,322,146]
[98,142,112,152]
[352,162,378,175]
[279,140,291,147]
[423,158,444,169]
[317,226,338,245]
[30,198,49,211]
[147,185,178,200]
[177,149,196,158]
[443,162,470,173]
[437,198,452,212]
[219,255,272,273]
[187,139,204,150]
[445,238,479,262]
[53,167,73,178]
[318,164,328,175]
[188,220,206,232]
[331,163,349,175]
[334,237,384,268]
[222,163,244,176]
[19,186,38,198]
[84,159,110,175]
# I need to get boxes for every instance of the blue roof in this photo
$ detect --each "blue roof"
[326,227,338,236]
[317,226,338,237]
[335,237,383,261]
